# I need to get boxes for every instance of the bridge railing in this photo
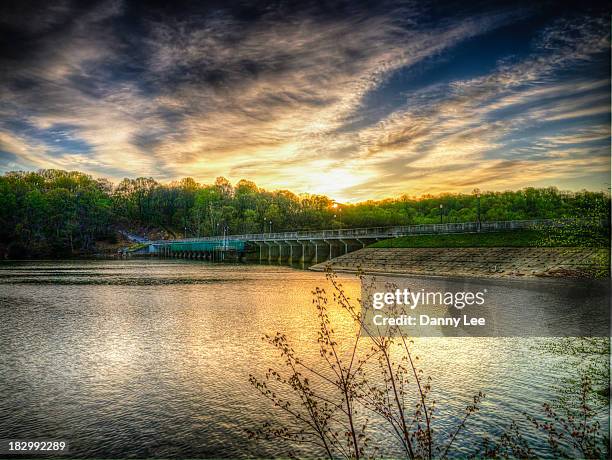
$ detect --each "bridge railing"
[238,219,557,241]
[148,218,599,245]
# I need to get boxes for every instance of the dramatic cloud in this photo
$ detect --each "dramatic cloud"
[0,0,609,200]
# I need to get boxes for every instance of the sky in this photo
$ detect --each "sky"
[0,0,609,201]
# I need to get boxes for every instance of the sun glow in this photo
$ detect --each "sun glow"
[304,166,373,202]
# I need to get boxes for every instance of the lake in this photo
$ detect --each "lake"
[0,260,607,458]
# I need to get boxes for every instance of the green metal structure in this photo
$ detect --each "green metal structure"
[162,240,246,252]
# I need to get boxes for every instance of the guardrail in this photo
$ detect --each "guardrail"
[149,218,602,245]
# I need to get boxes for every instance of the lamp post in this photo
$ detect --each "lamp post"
[439,204,443,224]
[269,220,272,233]
[474,188,481,232]
[477,192,481,232]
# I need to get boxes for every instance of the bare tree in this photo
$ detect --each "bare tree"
[249,269,484,459]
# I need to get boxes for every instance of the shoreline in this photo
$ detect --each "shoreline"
[308,265,611,286]
[309,246,609,281]
[2,249,609,282]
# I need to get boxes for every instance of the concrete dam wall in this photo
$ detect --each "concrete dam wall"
[309,247,609,279]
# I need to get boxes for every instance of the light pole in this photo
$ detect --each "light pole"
[474,188,481,232]
[269,220,272,233]
[439,204,443,224]
[477,193,481,232]
[332,202,343,227]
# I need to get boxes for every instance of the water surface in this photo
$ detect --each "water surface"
[0,260,607,458]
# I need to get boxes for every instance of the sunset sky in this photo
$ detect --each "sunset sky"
[0,0,609,201]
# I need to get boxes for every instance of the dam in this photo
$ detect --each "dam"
[128,219,576,264]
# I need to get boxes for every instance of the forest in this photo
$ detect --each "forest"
[0,169,609,258]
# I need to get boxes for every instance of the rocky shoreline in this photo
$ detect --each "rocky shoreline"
[309,247,609,279]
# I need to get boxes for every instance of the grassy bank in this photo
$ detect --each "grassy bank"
[370,229,609,248]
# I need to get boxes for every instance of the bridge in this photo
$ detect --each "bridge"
[133,219,574,264]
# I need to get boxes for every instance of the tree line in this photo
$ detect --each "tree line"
[0,169,609,258]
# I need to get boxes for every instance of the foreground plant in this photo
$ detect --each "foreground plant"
[248,270,484,459]
[248,271,609,458]
[479,338,610,459]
